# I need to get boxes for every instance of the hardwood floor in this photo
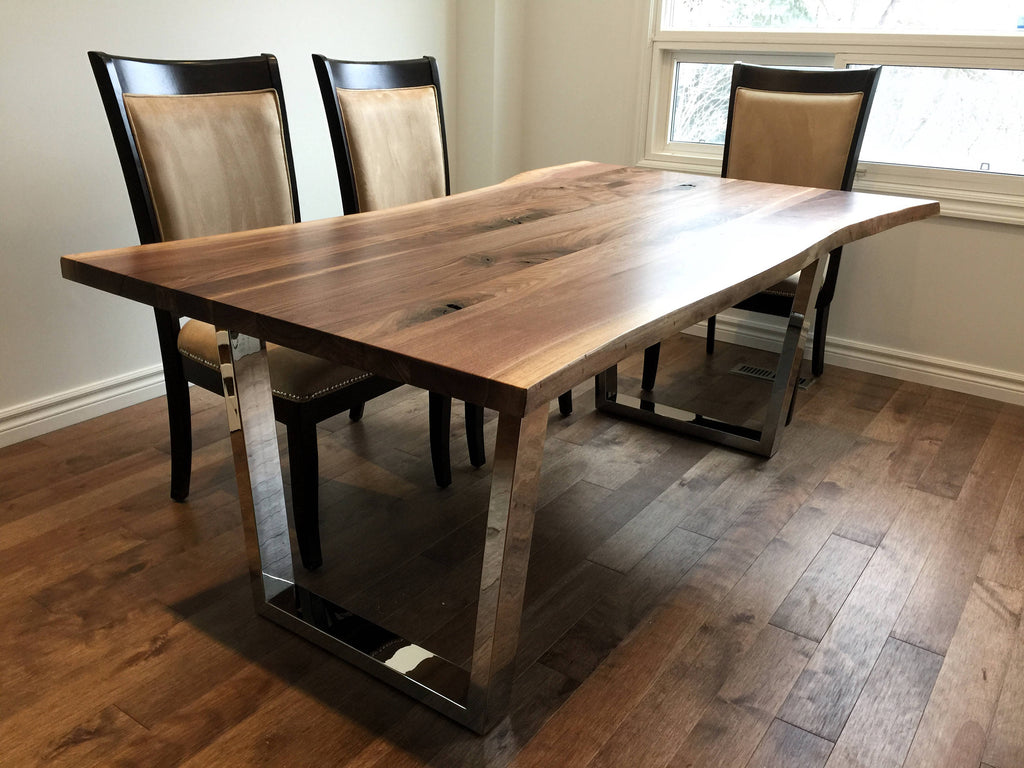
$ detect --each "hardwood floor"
[2,333,1022,767]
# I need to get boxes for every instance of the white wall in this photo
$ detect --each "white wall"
[830,216,1024,396]
[453,0,646,189]
[520,0,647,174]
[0,0,455,446]
[453,0,526,192]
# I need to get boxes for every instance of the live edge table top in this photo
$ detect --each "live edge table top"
[60,162,939,418]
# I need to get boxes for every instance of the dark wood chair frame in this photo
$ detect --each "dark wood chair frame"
[89,51,404,571]
[642,63,882,392]
[312,54,573,485]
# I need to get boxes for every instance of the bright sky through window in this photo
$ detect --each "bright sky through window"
[662,0,1024,32]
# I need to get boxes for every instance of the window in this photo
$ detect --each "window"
[661,0,1024,34]
[641,0,1024,223]
[853,64,1024,176]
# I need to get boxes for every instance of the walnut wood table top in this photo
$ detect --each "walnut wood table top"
[61,162,939,417]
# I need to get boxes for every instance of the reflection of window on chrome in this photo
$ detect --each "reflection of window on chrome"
[643,0,1024,222]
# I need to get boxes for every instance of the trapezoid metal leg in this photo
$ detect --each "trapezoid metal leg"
[593,258,824,458]
[465,406,548,732]
[217,328,549,732]
[217,329,293,603]
[757,257,823,456]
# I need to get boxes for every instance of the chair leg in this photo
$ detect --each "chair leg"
[153,309,192,502]
[165,372,192,502]
[641,343,660,391]
[558,390,573,416]
[428,391,453,488]
[286,418,322,571]
[812,304,829,377]
[706,315,717,355]
[349,402,365,422]
[465,402,486,468]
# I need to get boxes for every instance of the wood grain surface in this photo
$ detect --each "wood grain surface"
[61,162,939,415]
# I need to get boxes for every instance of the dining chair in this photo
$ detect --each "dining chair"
[312,52,575,464]
[642,62,882,391]
[89,51,408,571]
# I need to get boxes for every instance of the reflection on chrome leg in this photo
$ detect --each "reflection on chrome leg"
[218,329,548,733]
[594,258,823,458]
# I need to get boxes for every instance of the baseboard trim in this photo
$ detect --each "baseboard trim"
[5,319,1024,450]
[0,365,165,449]
[690,315,1024,407]
[825,338,1024,407]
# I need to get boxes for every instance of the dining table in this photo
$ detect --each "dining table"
[60,161,939,732]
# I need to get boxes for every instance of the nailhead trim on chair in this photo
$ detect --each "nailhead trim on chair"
[178,347,374,403]
[177,346,221,371]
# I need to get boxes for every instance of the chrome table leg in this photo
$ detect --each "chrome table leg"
[466,407,547,732]
[595,257,824,458]
[217,329,547,732]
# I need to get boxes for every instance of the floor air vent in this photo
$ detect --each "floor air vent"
[730,363,811,390]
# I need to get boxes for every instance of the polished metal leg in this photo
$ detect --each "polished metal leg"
[217,330,293,600]
[217,328,548,732]
[466,407,548,731]
[758,260,822,455]
[595,258,824,458]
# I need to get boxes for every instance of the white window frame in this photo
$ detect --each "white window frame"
[638,9,1024,225]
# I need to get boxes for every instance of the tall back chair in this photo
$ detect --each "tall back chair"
[313,55,450,214]
[643,63,881,390]
[312,53,490,485]
[89,51,402,570]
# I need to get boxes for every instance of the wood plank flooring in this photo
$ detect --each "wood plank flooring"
[2,333,1023,767]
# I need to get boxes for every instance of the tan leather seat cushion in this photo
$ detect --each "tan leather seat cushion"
[726,88,863,190]
[177,320,371,403]
[123,90,295,240]
[335,85,445,211]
